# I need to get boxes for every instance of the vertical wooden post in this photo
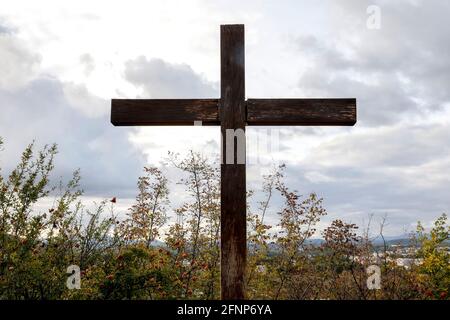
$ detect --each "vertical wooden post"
[220,24,246,300]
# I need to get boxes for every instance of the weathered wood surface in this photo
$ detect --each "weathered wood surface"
[111,99,219,126]
[220,24,246,300]
[246,98,356,126]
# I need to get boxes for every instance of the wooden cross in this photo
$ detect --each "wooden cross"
[111,24,356,300]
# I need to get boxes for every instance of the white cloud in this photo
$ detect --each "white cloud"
[304,171,335,184]
[0,31,40,90]
[124,56,218,98]
[63,82,108,118]
[79,53,95,76]
[0,76,145,199]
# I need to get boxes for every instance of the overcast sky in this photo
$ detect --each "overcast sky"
[1,0,449,236]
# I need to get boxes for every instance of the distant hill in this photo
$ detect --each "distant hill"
[151,236,449,253]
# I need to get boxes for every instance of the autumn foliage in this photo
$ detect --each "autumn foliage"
[0,139,449,300]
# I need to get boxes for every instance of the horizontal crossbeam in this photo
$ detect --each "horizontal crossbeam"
[111,98,356,127]
[111,99,219,126]
[246,98,356,126]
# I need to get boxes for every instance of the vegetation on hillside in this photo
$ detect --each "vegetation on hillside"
[0,139,449,300]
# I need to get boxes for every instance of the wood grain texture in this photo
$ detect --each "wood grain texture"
[220,24,247,300]
[246,98,357,126]
[111,99,219,126]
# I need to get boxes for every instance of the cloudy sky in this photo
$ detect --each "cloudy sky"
[1,0,449,236]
